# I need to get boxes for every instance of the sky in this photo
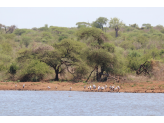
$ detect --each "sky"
[0,1,164,29]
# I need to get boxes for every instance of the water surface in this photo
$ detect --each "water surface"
[0,91,163,116]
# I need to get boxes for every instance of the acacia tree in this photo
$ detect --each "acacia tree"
[76,27,115,81]
[109,17,124,37]
[76,22,91,28]
[17,39,86,81]
[91,17,108,31]
[38,39,86,81]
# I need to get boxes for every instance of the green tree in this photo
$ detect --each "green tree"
[35,39,86,81]
[14,29,26,36]
[22,36,32,47]
[91,17,108,31]
[142,23,152,29]
[109,17,124,37]
[76,22,90,28]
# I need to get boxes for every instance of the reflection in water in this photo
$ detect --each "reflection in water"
[0,91,163,116]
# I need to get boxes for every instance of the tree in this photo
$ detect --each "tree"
[76,27,109,45]
[28,39,86,81]
[142,23,152,29]
[76,22,91,28]
[109,17,124,37]
[91,17,108,31]
[14,29,26,36]
[129,23,139,28]
[76,27,115,81]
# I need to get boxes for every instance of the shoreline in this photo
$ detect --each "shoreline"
[0,81,164,93]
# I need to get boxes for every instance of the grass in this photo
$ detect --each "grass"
[139,85,144,87]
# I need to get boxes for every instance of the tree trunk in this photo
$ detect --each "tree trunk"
[96,66,99,81]
[115,27,119,37]
[55,69,59,81]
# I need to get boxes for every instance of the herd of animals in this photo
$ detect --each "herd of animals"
[14,84,120,92]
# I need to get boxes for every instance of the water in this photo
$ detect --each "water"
[0,91,163,116]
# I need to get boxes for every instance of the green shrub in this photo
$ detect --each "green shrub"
[20,60,52,82]
[9,63,18,75]
[14,29,26,35]
[22,36,32,47]
[2,34,15,39]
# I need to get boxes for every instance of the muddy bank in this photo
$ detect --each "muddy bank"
[0,81,164,93]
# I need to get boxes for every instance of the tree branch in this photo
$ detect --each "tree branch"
[85,67,96,82]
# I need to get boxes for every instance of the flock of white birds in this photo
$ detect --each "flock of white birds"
[86,84,120,92]
[15,83,120,92]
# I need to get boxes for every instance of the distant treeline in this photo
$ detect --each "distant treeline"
[0,17,164,82]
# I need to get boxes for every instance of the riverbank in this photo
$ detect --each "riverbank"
[0,81,164,93]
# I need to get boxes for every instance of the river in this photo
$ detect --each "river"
[0,91,163,116]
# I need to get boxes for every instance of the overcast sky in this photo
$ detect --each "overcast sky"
[1,1,164,29]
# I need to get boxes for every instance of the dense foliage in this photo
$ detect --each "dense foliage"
[0,17,164,82]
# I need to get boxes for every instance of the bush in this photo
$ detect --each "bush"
[14,29,26,35]
[20,60,52,82]
[2,34,15,39]
[22,36,32,47]
[9,63,18,75]
[160,29,164,34]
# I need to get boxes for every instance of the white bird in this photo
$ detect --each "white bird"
[101,86,105,91]
[23,84,25,88]
[15,84,17,88]
[98,86,100,92]
[93,85,96,90]
[117,86,120,91]
[48,86,51,89]
[90,85,92,90]
[109,85,112,90]
[112,85,115,91]
[115,87,118,91]
[105,85,107,90]
[55,86,57,89]
[84,86,86,89]
[70,87,72,91]
[88,86,89,89]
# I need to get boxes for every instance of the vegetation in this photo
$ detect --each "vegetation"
[0,17,164,82]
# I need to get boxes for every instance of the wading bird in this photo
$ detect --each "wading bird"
[23,84,25,88]
[48,86,51,89]
[117,86,120,91]
[84,86,86,89]
[88,86,89,90]
[101,86,105,91]
[93,85,96,90]
[98,86,100,92]
[70,87,72,91]
[105,85,107,90]
[15,84,17,88]
[90,85,92,90]
[55,86,57,89]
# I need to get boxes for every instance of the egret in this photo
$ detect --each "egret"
[48,86,51,89]
[84,86,86,89]
[70,87,72,91]
[88,86,89,90]
[15,84,17,88]
[55,86,57,89]
[90,85,92,90]
[98,86,100,92]
[23,84,25,88]
[117,86,120,91]
[105,85,107,90]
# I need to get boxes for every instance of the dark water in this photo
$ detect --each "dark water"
[0,91,163,116]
